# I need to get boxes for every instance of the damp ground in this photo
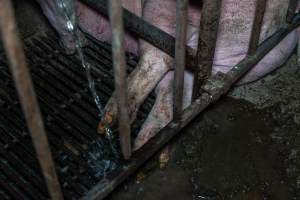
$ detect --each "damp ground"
[107,55,300,200]
[7,1,300,199]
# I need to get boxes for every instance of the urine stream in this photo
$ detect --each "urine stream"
[55,0,119,176]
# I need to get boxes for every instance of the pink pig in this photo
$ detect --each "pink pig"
[37,0,299,150]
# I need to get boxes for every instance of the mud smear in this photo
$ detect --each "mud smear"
[6,1,299,199]
[108,97,299,200]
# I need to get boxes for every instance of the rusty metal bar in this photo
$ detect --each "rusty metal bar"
[109,0,131,160]
[0,0,64,199]
[192,0,222,101]
[173,0,188,119]
[84,9,300,200]
[298,35,300,64]
[247,0,267,55]
[287,0,298,23]
[79,0,197,69]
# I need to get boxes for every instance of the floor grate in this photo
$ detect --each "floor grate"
[0,30,153,199]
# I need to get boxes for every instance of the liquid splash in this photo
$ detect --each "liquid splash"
[55,0,119,176]
[83,139,119,179]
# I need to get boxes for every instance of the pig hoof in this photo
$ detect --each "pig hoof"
[159,146,170,169]
[98,48,173,141]
[97,111,114,134]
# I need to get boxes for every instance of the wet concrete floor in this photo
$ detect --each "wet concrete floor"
[108,96,299,200]
[7,1,300,199]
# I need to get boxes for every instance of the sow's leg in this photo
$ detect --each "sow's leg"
[98,0,178,133]
[133,71,193,150]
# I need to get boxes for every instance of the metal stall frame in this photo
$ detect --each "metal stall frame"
[0,0,64,199]
[0,0,300,199]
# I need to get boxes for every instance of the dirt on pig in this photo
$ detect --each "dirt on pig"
[7,1,299,199]
[108,97,299,200]
[107,55,300,200]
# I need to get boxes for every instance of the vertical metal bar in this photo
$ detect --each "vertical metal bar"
[247,0,267,55]
[173,0,188,119]
[80,0,197,69]
[109,0,131,159]
[287,0,298,23]
[0,0,64,199]
[192,0,222,101]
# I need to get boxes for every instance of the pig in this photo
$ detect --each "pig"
[36,0,142,55]
[36,0,298,150]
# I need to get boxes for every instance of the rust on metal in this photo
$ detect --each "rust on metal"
[287,0,298,23]
[80,0,197,70]
[192,0,222,101]
[247,0,267,55]
[173,0,188,119]
[84,10,300,200]
[109,0,131,160]
[0,0,64,199]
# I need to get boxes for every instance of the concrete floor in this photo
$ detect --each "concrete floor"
[5,1,300,199]
[108,56,300,200]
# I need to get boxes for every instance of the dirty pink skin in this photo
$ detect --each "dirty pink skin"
[36,0,141,55]
[37,0,298,150]
[77,1,141,55]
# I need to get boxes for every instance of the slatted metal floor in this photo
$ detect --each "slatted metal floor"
[0,31,153,199]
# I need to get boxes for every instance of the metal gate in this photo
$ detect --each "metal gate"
[0,0,299,199]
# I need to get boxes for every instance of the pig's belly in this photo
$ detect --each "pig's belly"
[76,1,139,55]
[212,31,298,83]
[77,0,297,84]
[211,0,297,83]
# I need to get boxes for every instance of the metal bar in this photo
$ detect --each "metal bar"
[109,0,131,160]
[79,0,197,70]
[173,0,188,119]
[192,0,222,101]
[84,12,300,200]
[0,1,64,199]
[247,0,267,55]
[298,32,300,64]
[287,0,298,23]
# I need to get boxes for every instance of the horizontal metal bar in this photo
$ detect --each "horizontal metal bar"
[84,11,300,200]
[0,1,63,199]
[173,0,188,119]
[109,0,131,160]
[192,0,222,100]
[79,0,197,70]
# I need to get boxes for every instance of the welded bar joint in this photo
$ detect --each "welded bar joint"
[192,0,222,100]
[80,0,197,70]
[109,0,131,160]
[0,0,63,199]
[247,0,267,55]
[173,0,188,119]
[84,10,300,200]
